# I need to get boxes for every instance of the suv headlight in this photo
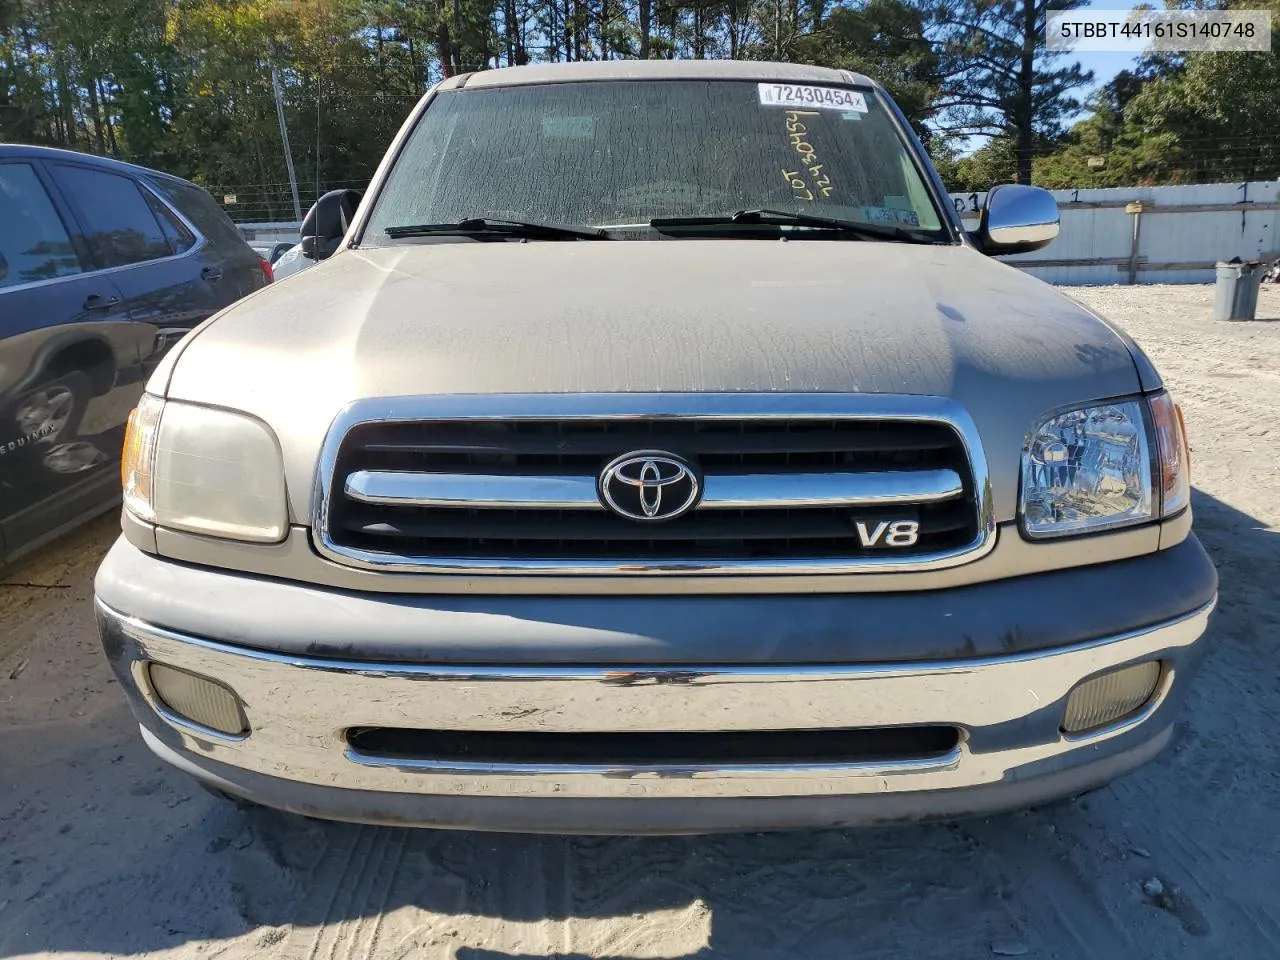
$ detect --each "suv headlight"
[1020,392,1189,540]
[122,394,288,543]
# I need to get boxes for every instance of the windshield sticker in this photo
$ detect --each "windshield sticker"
[860,205,920,227]
[759,83,868,113]
[782,110,834,202]
[541,116,595,138]
[840,111,863,121]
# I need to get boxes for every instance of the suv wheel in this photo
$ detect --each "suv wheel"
[14,370,91,446]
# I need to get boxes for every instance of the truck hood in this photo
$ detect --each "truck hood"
[161,240,1145,522]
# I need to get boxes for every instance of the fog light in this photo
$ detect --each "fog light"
[148,663,248,736]
[1062,661,1162,734]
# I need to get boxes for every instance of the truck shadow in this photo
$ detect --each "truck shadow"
[1,488,1275,959]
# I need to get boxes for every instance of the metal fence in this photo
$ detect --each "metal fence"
[237,181,1280,285]
[238,221,303,244]
[949,181,1280,285]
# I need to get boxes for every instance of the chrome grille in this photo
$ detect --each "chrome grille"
[313,395,993,575]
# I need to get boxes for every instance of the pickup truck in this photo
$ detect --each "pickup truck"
[94,60,1217,834]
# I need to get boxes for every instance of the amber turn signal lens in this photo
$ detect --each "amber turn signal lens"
[121,407,137,490]
[121,394,164,522]
[1149,392,1190,517]
[1175,403,1190,475]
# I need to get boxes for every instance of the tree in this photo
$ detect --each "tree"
[1035,0,1280,186]
[925,0,1093,184]
[17,0,1253,227]
[1122,0,1280,183]
[638,0,651,55]
[793,0,941,137]
[933,134,1016,190]
[1029,67,1173,188]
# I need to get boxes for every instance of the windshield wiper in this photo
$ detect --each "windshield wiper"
[649,209,937,243]
[385,218,608,241]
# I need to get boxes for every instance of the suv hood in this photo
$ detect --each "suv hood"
[160,240,1145,522]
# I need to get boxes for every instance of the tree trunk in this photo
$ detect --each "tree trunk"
[661,1,675,57]
[773,0,782,60]
[573,0,583,60]
[17,26,46,142]
[639,0,651,57]
[99,78,117,152]
[44,0,76,144]
[85,71,106,153]
[435,0,455,77]
[504,0,516,65]
[408,35,420,90]
[563,0,573,61]
[1016,0,1036,184]
[451,0,462,72]
[55,67,75,146]
[547,0,560,60]
[50,35,76,147]
[251,131,275,221]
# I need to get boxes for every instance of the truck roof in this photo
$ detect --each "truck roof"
[443,59,878,91]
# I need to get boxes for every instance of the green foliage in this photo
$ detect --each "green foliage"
[933,136,1013,191]
[1,0,968,216]
[1034,0,1280,187]
[793,0,940,136]
[5,0,1280,213]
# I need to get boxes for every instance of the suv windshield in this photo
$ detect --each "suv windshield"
[364,80,950,241]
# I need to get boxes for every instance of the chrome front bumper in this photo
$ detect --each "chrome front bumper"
[97,597,1214,819]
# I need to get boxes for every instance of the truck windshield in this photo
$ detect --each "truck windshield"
[364,79,950,242]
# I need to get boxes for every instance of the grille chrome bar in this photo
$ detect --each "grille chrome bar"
[703,469,962,509]
[346,467,965,510]
[347,471,600,509]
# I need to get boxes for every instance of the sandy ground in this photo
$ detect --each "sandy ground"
[1,283,1278,960]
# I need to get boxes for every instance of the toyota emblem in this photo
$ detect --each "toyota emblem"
[598,451,700,522]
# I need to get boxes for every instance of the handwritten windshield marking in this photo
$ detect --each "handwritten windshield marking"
[783,110,834,202]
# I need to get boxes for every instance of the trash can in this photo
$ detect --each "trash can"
[1213,258,1264,321]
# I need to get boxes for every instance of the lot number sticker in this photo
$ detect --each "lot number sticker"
[759,84,867,112]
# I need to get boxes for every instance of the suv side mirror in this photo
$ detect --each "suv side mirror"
[300,189,363,261]
[975,184,1059,256]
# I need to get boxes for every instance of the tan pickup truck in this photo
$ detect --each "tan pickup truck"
[95,60,1216,834]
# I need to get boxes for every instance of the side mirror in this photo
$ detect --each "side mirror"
[975,184,1059,256]
[300,189,362,261]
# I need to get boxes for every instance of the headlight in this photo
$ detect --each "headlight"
[1020,393,1190,539]
[122,395,288,543]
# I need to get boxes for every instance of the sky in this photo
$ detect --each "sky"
[1066,0,1144,105]
[1075,1,1146,92]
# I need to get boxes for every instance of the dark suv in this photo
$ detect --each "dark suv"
[0,145,269,564]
